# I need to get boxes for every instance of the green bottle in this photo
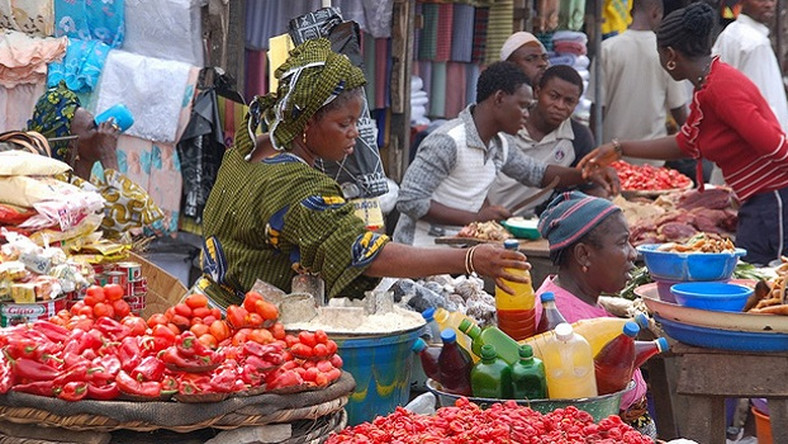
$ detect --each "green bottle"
[471,344,512,399]
[510,345,547,400]
[459,318,520,365]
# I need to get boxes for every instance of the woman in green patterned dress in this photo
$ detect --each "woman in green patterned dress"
[201,39,530,307]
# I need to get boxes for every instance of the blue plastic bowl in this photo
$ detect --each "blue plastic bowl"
[669,282,753,312]
[655,315,788,352]
[637,244,746,281]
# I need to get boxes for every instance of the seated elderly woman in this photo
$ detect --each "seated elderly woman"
[27,81,119,179]
[199,38,531,307]
[533,191,655,438]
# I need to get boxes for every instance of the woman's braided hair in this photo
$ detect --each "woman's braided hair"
[656,2,717,58]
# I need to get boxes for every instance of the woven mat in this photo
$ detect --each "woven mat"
[0,372,354,432]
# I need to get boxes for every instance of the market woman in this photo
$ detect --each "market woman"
[579,1,788,266]
[27,81,120,180]
[199,39,531,307]
[534,191,654,437]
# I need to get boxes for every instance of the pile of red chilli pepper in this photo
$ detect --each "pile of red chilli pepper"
[0,288,343,401]
[327,398,652,444]
[612,160,692,191]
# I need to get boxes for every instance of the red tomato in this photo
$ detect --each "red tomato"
[112,299,131,319]
[122,316,147,336]
[312,343,328,358]
[271,323,286,340]
[147,313,168,328]
[103,284,124,301]
[191,307,211,319]
[247,313,264,328]
[298,331,317,348]
[314,330,328,344]
[93,302,113,318]
[198,333,218,349]
[248,328,273,344]
[173,303,192,318]
[226,305,248,330]
[83,285,106,306]
[184,293,208,309]
[209,320,231,342]
[242,291,264,313]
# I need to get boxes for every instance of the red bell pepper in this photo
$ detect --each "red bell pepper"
[91,355,121,383]
[0,356,14,394]
[63,352,91,369]
[118,337,142,373]
[58,381,88,401]
[115,370,162,398]
[160,347,213,370]
[151,325,177,352]
[62,329,102,356]
[12,380,56,397]
[94,317,131,342]
[161,375,178,392]
[10,357,60,382]
[175,332,212,358]
[53,363,88,386]
[240,363,262,386]
[5,336,43,361]
[209,366,239,393]
[31,321,69,343]
[131,356,165,382]
[87,382,120,400]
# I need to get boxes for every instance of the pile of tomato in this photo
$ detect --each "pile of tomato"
[0,290,343,401]
[327,398,652,444]
[612,160,692,191]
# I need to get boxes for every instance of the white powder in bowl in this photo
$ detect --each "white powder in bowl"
[285,305,425,335]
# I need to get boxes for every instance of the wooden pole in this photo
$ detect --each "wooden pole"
[386,0,415,182]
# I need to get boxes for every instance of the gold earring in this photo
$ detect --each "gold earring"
[666,60,677,71]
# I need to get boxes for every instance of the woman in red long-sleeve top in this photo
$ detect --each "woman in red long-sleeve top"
[579,2,788,266]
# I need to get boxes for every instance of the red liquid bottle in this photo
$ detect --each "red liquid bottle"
[495,239,536,341]
[633,337,670,368]
[594,321,639,395]
[412,337,441,382]
[536,292,566,334]
[438,329,473,396]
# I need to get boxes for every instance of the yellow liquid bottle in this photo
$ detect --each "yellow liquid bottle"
[541,323,597,399]
[434,308,477,362]
[495,239,536,341]
[519,313,649,359]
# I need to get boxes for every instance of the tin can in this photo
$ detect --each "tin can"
[92,264,107,275]
[133,277,148,295]
[1,297,67,326]
[125,282,134,299]
[116,261,142,283]
[106,271,126,286]
[124,295,146,315]
[95,274,109,287]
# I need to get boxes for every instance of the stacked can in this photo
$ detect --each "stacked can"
[116,262,146,315]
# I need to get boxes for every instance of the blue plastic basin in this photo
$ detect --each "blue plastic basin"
[655,315,788,352]
[669,282,753,312]
[637,244,746,281]
[334,326,423,425]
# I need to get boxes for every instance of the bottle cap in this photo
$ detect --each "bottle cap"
[458,318,472,332]
[540,292,555,303]
[623,321,640,337]
[481,344,497,359]
[555,322,573,340]
[634,313,650,330]
[412,337,427,353]
[503,239,519,250]
[656,337,669,352]
[421,307,436,322]
[518,344,534,358]
[440,329,456,344]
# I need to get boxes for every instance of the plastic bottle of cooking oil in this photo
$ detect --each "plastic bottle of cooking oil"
[495,239,536,341]
[541,323,597,399]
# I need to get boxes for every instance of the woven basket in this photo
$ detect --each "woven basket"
[0,373,354,433]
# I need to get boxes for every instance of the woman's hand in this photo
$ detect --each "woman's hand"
[577,143,620,180]
[471,243,531,295]
[87,120,120,169]
[476,205,511,222]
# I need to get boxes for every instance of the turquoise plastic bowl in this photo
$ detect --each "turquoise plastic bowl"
[669,282,753,312]
[637,244,746,281]
[500,219,540,240]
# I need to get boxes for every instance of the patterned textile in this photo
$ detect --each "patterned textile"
[429,62,447,117]
[254,38,365,151]
[559,0,586,31]
[450,3,475,63]
[123,0,203,66]
[418,3,438,60]
[601,0,631,36]
[444,62,467,118]
[47,38,111,93]
[485,0,514,65]
[0,81,45,133]
[201,147,389,306]
[26,81,80,161]
[0,30,67,88]
[537,191,621,254]
[434,3,453,62]
[471,7,489,63]
[0,0,54,37]
[54,0,124,48]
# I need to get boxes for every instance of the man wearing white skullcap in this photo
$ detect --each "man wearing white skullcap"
[500,31,549,93]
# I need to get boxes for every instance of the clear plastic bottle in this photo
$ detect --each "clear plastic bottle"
[437,329,473,396]
[541,323,597,399]
[470,344,512,399]
[421,307,442,343]
[495,239,536,341]
[459,318,520,365]
[594,321,639,395]
[535,292,566,334]
[633,337,670,368]
[510,345,547,400]
[412,337,441,382]
[434,308,477,362]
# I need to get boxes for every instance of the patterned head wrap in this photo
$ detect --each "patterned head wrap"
[27,81,81,161]
[249,38,366,151]
[538,191,621,258]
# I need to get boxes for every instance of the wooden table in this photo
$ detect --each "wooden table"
[650,342,788,442]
